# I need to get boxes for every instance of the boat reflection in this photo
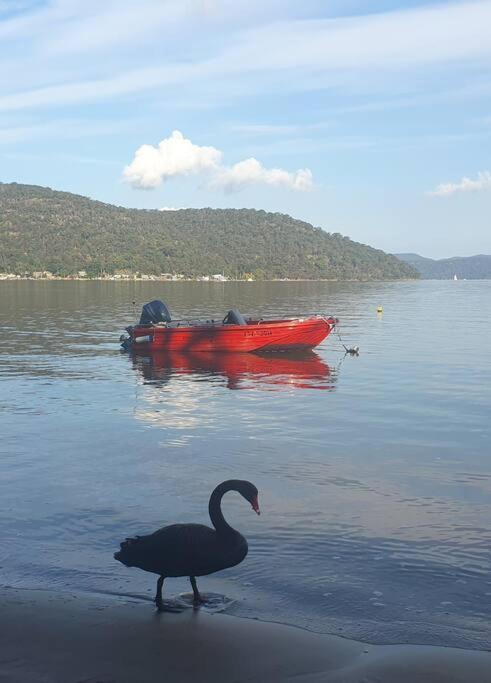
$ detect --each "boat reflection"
[128,350,336,391]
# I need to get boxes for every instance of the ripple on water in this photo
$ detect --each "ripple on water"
[0,280,490,649]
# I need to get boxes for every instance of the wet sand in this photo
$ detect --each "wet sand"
[0,587,489,682]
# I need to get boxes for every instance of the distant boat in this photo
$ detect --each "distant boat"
[453,274,458,280]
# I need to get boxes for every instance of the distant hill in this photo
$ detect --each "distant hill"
[395,253,491,279]
[0,182,418,280]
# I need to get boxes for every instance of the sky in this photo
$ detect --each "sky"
[0,0,490,258]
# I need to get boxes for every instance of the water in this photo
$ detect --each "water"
[0,280,490,649]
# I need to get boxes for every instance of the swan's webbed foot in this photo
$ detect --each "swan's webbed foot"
[193,594,205,606]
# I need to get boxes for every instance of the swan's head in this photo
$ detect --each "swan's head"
[235,480,260,515]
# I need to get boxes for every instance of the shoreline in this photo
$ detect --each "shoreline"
[1,587,489,682]
[3,276,483,283]
[0,277,416,282]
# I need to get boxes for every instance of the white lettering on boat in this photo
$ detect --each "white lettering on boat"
[244,330,273,337]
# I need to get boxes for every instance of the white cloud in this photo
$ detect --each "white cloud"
[124,130,312,193]
[160,206,180,211]
[123,130,221,189]
[211,158,313,192]
[1,2,491,112]
[0,117,131,144]
[231,122,328,136]
[428,171,491,197]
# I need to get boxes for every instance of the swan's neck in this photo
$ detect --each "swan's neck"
[209,483,237,535]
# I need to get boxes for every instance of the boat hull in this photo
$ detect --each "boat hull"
[127,317,335,353]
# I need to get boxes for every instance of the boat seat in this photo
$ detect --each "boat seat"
[223,308,247,325]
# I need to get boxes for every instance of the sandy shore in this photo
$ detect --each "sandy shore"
[0,587,489,682]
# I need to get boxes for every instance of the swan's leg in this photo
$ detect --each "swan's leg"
[190,576,204,605]
[155,575,165,610]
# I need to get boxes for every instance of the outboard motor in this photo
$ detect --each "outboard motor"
[139,300,172,325]
[223,308,247,325]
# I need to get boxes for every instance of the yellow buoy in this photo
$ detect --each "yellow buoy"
[377,306,383,313]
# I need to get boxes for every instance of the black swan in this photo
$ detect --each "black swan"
[114,479,260,609]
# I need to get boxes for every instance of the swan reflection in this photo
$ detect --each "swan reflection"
[128,349,336,391]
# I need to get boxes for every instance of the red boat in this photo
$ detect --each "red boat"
[121,300,337,353]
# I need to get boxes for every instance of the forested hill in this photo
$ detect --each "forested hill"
[0,182,418,280]
[396,253,491,279]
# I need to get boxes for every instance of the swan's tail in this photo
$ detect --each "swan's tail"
[114,536,142,567]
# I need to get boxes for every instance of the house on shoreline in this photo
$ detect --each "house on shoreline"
[0,272,234,282]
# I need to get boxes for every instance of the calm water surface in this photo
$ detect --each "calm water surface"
[0,281,490,648]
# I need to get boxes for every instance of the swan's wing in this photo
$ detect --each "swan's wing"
[116,524,223,576]
[151,524,224,575]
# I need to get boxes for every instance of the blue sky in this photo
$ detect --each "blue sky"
[0,0,490,258]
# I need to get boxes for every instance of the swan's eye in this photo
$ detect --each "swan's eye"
[251,496,260,515]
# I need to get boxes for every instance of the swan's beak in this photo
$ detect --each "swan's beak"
[251,496,260,515]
